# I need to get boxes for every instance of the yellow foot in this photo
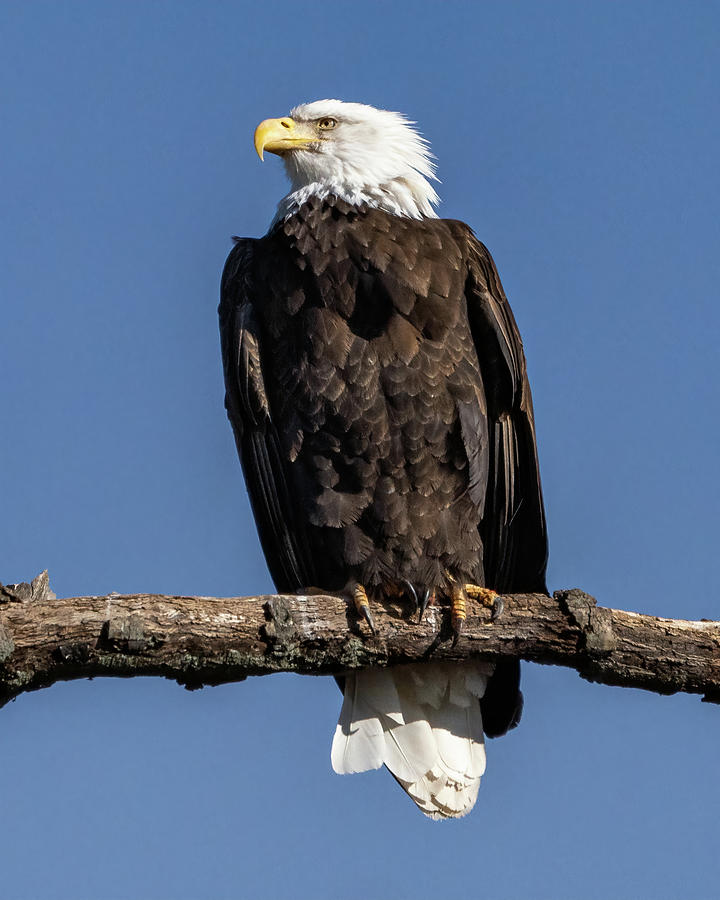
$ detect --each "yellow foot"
[448,578,468,646]
[465,583,504,621]
[348,581,376,634]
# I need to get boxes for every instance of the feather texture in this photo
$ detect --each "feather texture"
[331,661,491,819]
[220,187,549,815]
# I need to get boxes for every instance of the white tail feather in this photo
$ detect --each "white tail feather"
[330,661,493,819]
[331,670,386,774]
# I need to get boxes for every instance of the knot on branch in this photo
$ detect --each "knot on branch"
[99,614,160,654]
[262,597,298,651]
[556,589,618,675]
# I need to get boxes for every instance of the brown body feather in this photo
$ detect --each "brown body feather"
[219,196,547,736]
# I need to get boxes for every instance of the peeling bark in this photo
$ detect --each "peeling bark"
[0,572,718,707]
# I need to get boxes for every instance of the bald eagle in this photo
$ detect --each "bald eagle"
[219,100,547,819]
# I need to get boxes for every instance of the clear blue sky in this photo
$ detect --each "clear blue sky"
[2,2,719,898]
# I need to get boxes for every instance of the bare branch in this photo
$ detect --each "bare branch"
[1,572,718,708]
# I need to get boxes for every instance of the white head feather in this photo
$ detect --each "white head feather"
[273,99,440,223]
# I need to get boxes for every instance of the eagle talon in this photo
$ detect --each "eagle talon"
[449,578,468,646]
[451,616,464,647]
[465,584,503,620]
[350,582,376,634]
[418,588,433,623]
[360,604,376,634]
[401,578,419,614]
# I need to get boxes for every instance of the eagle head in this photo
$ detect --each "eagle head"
[253,99,439,221]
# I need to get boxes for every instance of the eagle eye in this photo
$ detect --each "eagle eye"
[317,117,338,130]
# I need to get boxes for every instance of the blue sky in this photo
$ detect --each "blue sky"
[1,1,719,898]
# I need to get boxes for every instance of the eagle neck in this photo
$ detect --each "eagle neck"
[269,195,364,242]
[271,181,438,229]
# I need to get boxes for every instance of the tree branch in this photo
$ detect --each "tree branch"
[1,572,719,708]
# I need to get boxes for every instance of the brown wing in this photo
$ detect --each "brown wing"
[452,224,548,595]
[219,238,316,591]
[448,223,548,736]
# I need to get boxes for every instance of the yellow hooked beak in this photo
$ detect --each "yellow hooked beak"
[254,117,316,160]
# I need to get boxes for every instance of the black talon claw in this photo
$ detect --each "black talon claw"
[418,588,431,622]
[451,618,464,647]
[491,595,505,622]
[401,578,419,613]
[361,605,377,634]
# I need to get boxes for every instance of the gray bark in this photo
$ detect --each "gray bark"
[1,572,718,707]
